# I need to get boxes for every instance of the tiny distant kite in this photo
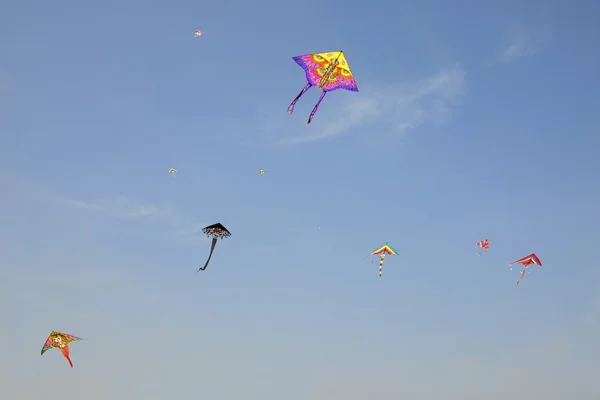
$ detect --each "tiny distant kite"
[476,238,489,256]
[510,253,542,286]
[169,168,177,177]
[41,330,82,368]
[287,50,358,124]
[370,242,398,277]
[197,223,231,272]
[195,30,202,37]
[260,169,265,174]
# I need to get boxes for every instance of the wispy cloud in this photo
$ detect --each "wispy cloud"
[66,195,211,244]
[169,222,211,245]
[272,66,465,146]
[66,196,173,220]
[495,33,538,64]
[502,36,537,60]
[66,195,214,245]
[0,173,206,245]
[488,27,552,66]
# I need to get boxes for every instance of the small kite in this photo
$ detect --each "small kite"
[169,168,177,177]
[476,238,489,256]
[197,223,231,272]
[370,242,398,277]
[287,50,358,124]
[510,253,542,286]
[260,169,265,174]
[41,330,82,368]
[195,30,202,37]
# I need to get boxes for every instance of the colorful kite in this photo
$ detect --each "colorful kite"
[287,50,358,124]
[169,168,177,177]
[476,238,489,256]
[510,253,542,286]
[197,223,231,272]
[260,169,265,174]
[195,30,202,37]
[371,242,398,277]
[41,330,82,368]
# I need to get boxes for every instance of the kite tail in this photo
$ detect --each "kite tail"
[59,346,73,368]
[307,91,327,124]
[197,238,218,272]
[379,254,384,277]
[516,269,526,286]
[288,83,312,114]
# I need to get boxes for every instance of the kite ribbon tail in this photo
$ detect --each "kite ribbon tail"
[60,346,73,368]
[516,269,525,286]
[307,91,327,124]
[379,255,384,277]
[197,238,218,272]
[288,83,312,114]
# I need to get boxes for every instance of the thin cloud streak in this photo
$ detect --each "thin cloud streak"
[169,222,211,245]
[67,196,208,245]
[278,66,465,146]
[67,196,173,219]
[64,196,209,245]
[487,27,552,66]
[0,173,205,246]
[503,40,537,60]
[497,33,538,64]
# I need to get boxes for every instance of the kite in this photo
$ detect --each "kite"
[260,169,265,174]
[476,238,489,256]
[195,30,202,37]
[510,253,542,286]
[197,223,231,272]
[370,242,398,277]
[169,168,177,177]
[41,330,82,368]
[287,50,358,124]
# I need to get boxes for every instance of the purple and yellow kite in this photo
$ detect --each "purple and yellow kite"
[371,242,398,277]
[287,50,358,124]
[41,330,82,368]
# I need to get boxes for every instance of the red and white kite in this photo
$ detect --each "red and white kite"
[510,253,542,286]
[476,238,489,256]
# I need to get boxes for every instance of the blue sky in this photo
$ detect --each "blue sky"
[1,0,600,398]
